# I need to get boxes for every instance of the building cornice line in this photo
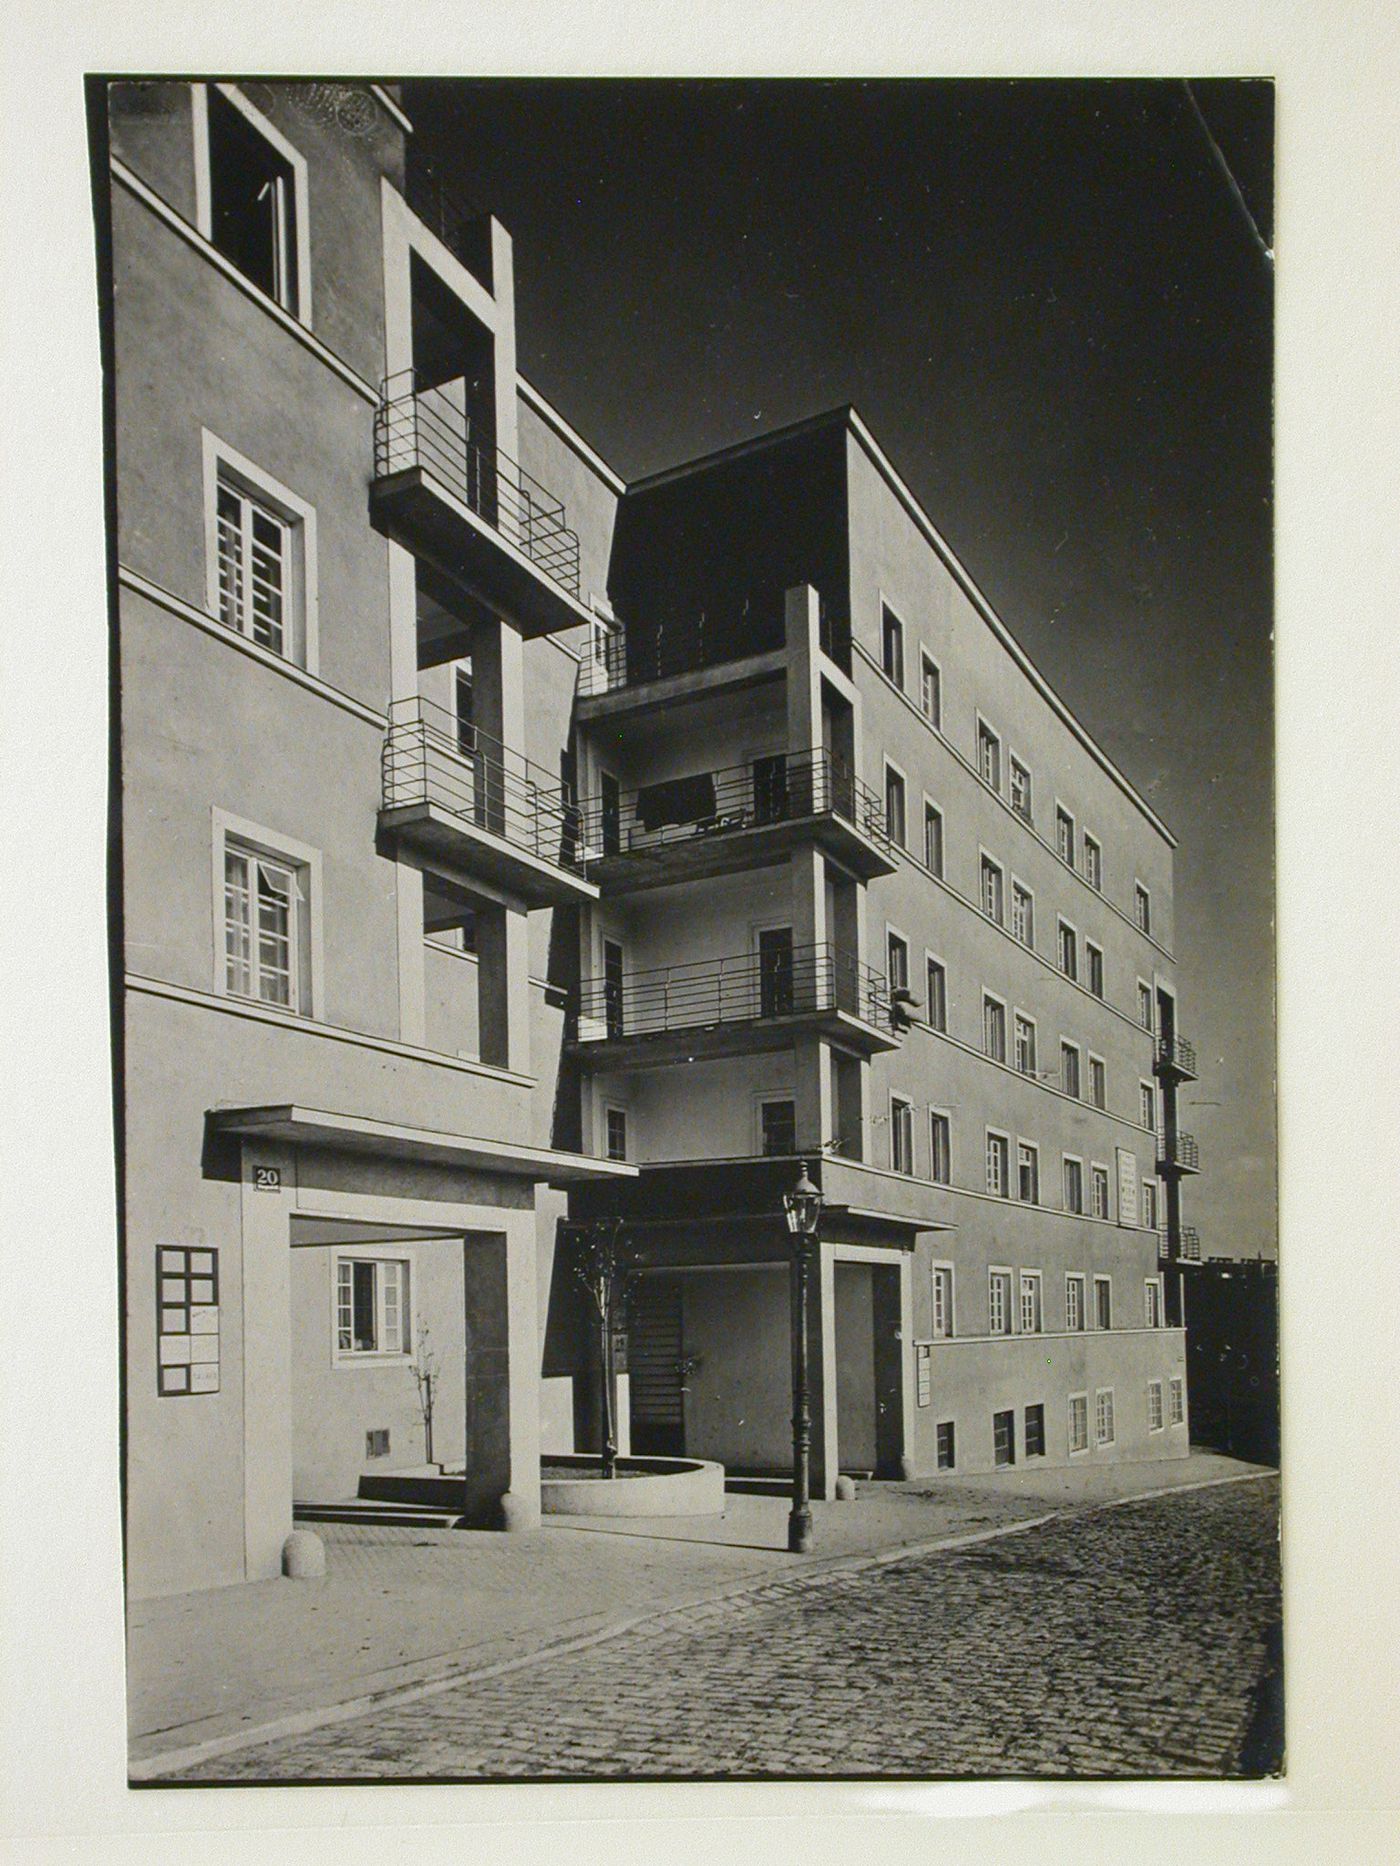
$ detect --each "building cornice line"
[109,157,378,407]
[518,377,626,495]
[918,1325,1183,1348]
[369,84,412,135]
[855,637,1178,963]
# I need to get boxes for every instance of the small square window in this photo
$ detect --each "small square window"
[760,1099,796,1157]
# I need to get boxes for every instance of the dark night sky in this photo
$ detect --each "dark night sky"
[407,78,1276,1259]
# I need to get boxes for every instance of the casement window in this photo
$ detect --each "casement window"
[1095,1387,1116,1446]
[936,1421,956,1469]
[1169,1376,1186,1426]
[1140,1081,1157,1131]
[887,930,910,995]
[1061,1041,1082,1099]
[605,1106,629,1162]
[1145,1280,1164,1329]
[931,1265,954,1339]
[923,801,944,876]
[1024,1402,1046,1458]
[983,995,1007,1064]
[1135,883,1152,934]
[890,1095,915,1175]
[988,1269,1012,1333]
[986,1132,1010,1199]
[1009,756,1033,822]
[993,1408,1016,1466]
[980,855,1004,924]
[920,652,942,727]
[1087,941,1105,998]
[1089,1054,1107,1109]
[977,719,1001,791]
[1014,1014,1037,1076]
[1017,1142,1040,1204]
[1094,1275,1113,1330]
[1138,981,1155,1030]
[1055,805,1075,866]
[1068,1392,1089,1454]
[1058,919,1078,982]
[926,957,948,1032]
[223,844,304,1010]
[203,435,316,670]
[1062,1155,1084,1214]
[1065,1274,1086,1333]
[1083,834,1103,891]
[1020,1272,1043,1334]
[1091,1164,1110,1219]
[884,765,907,847]
[929,1111,952,1184]
[1148,1379,1165,1432]
[760,1098,796,1158]
[335,1256,411,1358]
[1011,881,1034,947]
[199,84,309,317]
[1142,1178,1160,1231]
[881,602,905,687]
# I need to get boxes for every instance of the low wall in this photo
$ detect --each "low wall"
[541,1454,724,1517]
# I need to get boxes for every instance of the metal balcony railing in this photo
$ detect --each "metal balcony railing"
[375,369,581,598]
[1157,1130,1201,1173]
[574,942,893,1043]
[1178,1227,1202,1262]
[575,748,891,861]
[577,597,850,698]
[382,694,585,874]
[1155,1033,1199,1078]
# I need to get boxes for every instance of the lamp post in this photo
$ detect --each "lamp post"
[782,1160,824,1554]
[568,1217,628,1479]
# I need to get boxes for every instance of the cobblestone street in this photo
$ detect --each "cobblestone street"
[167,1477,1281,1783]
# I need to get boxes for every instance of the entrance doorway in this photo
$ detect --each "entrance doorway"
[834,1258,905,1479]
[628,1274,686,1456]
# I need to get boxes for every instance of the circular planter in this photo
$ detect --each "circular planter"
[540,1453,725,1517]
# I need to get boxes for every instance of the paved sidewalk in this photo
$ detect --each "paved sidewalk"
[127,1449,1272,1771]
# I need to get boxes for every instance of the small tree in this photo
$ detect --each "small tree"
[411,1321,442,1470]
[567,1218,632,1479]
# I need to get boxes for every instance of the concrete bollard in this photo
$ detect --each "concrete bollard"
[281,1529,326,1579]
[833,1474,857,1502]
[500,1490,541,1533]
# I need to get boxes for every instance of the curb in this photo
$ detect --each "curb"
[129,1466,1277,1781]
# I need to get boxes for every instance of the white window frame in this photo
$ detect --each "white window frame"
[1086,939,1105,999]
[1061,1039,1082,1099]
[1083,832,1103,891]
[976,715,1002,792]
[756,1092,797,1158]
[925,952,948,1033]
[919,649,942,728]
[985,1128,1011,1199]
[1095,1386,1116,1446]
[1090,1161,1111,1220]
[1019,1270,1043,1335]
[979,848,1005,925]
[1055,801,1076,868]
[1016,1138,1040,1205]
[982,990,1008,1065]
[604,1103,630,1163]
[1134,881,1152,935]
[1013,1010,1038,1077]
[212,808,323,1017]
[332,1249,414,1364]
[929,1107,952,1184]
[192,82,313,322]
[1139,1079,1158,1133]
[1138,978,1156,1031]
[930,1261,955,1339]
[988,1265,1013,1335]
[885,924,911,996]
[1093,1273,1113,1331]
[1062,1152,1085,1215]
[1008,752,1033,823]
[889,1093,915,1176]
[1010,876,1035,948]
[880,599,906,689]
[1170,1376,1186,1426]
[1065,1274,1086,1333]
[922,795,945,877]
[1142,1177,1160,1232]
[202,431,319,672]
[1147,1379,1165,1432]
[883,758,908,849]
[1057,915,1079,983]
[1145,1278,1164,1329]
[1068,1390,1090,1454]
[1088,1051,1107,1109]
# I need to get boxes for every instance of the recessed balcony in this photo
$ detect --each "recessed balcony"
[568,941,898,1070]
[577,749,897,894]
[1156,1130,1201,1176]
[1154,1033,1199,1082]
[371,370,592,639]
[378,696,598,909]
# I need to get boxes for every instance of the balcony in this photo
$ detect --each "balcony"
[1155,1033,1199,1081]
[1157,1130,1201,1176]
[577,597,850,710]
[1160,1226,1202,1267]
[371,370,590,639]
[569,942,899,1069]
[577,749,897,894]
[378,695,598,909]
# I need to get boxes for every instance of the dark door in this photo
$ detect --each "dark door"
[628,1276,686,1456]
[603,938,624,1037]
[758,925,794,1018]
[600,771,621,855]
[752,753,789,825]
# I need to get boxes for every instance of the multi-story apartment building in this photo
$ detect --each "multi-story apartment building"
[100,78,1194,1599]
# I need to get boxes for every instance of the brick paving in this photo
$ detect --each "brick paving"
[164,1476,1281,1782]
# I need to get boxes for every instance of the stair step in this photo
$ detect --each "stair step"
[294,1501,461,1528]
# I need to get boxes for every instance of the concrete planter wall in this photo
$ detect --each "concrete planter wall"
[541,1454,725,1517]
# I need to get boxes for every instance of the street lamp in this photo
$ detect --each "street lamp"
[782,1160,823,1554]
